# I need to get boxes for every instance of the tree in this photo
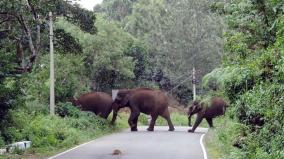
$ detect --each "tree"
[95,0,136,21]
[0,0,96,72]
[0,0,97,144]
[96,0,225,102]
[122,0,224,101]
[56,17,137,91]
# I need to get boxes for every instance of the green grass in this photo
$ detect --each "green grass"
[1,110,229,159]
[204,116,242,159]
[0,110,129,159]
[137,112,209,128]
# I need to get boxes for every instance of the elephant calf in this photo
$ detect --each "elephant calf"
[71,92,113,119]
[187,97,228,133]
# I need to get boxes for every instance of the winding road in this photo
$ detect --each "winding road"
[49,126,208,159]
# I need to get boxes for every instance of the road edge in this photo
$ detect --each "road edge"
[200,134,208,159]
[48,127,208,159]
[47,139,95,159]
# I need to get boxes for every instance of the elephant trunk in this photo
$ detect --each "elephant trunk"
[110,103,119,125]
[188,114,192,127]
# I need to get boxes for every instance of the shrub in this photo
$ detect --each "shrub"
[56,102,81,118]
[204,116,247,159]
[229,83,284,158]
[1,107,127,155]
[202,66,258,102]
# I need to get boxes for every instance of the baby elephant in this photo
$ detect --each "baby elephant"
[187,97,228,133]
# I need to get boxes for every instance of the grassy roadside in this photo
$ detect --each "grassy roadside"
[0,112,129,159]
[204,116,242,159]
[1,110,212,159]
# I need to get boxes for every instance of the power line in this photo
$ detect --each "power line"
[169,72,192,83]
[167,76,192,94]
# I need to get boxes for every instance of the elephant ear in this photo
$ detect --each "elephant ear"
[193,100,202,110]
[199,102,207,114]
[121,93,131,106]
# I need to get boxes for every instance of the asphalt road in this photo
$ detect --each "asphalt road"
[49,126,208,159]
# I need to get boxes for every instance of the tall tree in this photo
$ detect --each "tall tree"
[0,0,96,72]
[123,0,224,100]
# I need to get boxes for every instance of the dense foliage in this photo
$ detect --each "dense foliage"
[203,0,284,158]
[95,0,224,103]
[0,0,223,157]
[0,0,156,153]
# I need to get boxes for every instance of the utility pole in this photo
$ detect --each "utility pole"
[192,67,196,101]
[49,12,55,115]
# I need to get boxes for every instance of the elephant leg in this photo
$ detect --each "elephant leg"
[161,110,175,131]
[98,110,107,119]
[110,111,118,125]
[147,115,158,131]
[133,115,139,130]
[188,116,203,133]
[206,118,214,128]
[128,112,140,131]
[102,107,112,119]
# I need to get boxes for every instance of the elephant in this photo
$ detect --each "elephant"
[111,88,175,131]
[187,97,228,133]
[71,92,113,119]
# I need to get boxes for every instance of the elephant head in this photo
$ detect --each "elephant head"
[110,88,155,125]
[110,89,131,124]
[187,100,203,126]
[188,101,203,116]
[70,97,80,106]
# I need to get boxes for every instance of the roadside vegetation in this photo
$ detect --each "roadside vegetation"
[5,0,284,159]
[202,0,284,158]
[1,1,223,158]
[0,104,128,159]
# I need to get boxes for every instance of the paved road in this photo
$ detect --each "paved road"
[49,126,208,159]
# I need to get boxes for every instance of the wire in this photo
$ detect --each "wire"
[167,76,192,94]
[169,72,192,83]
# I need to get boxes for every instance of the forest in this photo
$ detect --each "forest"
[1,0,284,158]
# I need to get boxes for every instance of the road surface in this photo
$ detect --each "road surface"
[49,126,208,159]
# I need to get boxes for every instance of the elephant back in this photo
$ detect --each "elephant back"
[205,97,227,118]
[77,92,112,111]
[133,89,169,109]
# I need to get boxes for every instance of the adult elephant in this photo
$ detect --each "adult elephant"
[71,92,113,119]
[111,88,175,131]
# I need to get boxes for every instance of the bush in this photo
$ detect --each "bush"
[1,107,127,155]
[204,116,246,159]
[22,115,81,148]
[202,67,258,102]
[229,83,284,158]
[56,102,81,117]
